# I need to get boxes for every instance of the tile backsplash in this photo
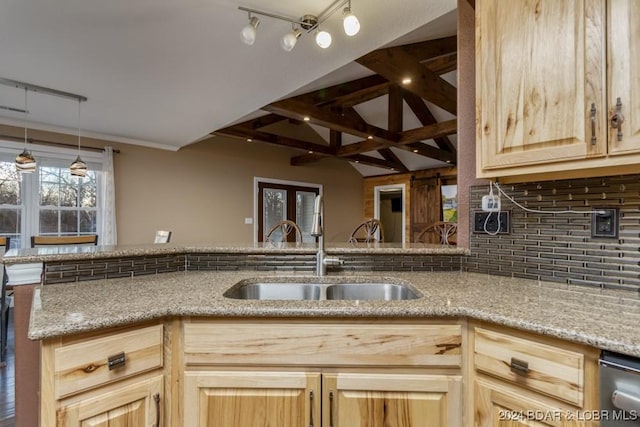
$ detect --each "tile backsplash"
[465,175,640,291]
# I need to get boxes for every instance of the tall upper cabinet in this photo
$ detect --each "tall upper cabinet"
[476,0,640,181]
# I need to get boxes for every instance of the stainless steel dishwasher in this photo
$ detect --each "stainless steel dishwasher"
[600,351,640,425]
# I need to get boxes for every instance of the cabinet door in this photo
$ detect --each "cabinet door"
[608,0,640,155]
[323,373,462,427]
[183,371,320,427]
[475,378,582,427]
[57,375,162,427]
[477,0,606,171]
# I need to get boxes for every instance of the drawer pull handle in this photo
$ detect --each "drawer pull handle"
[309,390,314,427]
[153,393,161,427]
[590,103,597,145]
[510,357,529,376]
[329,390,334,427]
[611,97,625,141]
[107,352,126,370]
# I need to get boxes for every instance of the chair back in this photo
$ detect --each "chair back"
[31,235,98,248]
[265,220,303,244]
[417,221,457,245]
[349,219,385,244]
[154,230,172,244]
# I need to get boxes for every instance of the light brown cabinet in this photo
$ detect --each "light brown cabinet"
[470,323,600,427]
[180,319,464,427]
[40,323,166,427]
[476,0,640,181]
[57,376,162,427]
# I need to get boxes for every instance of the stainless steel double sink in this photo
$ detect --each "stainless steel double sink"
[224,278,421,301]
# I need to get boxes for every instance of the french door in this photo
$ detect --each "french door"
[257,181,319,243]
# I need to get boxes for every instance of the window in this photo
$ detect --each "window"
[256,178,321,244]
[0,141,105,248]
[441,185,458,222]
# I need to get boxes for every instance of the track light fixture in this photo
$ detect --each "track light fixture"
[238,0,359,51]
[241,15,260,45]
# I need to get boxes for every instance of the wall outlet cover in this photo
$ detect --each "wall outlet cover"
[481,195,501,212]
[473,210,510,234]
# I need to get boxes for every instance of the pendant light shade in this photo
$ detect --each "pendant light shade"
[16,87,36,173]
[70,99,88,177]
[70,155,88,177]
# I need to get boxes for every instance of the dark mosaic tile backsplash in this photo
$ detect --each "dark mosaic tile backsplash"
[466,175,640,291]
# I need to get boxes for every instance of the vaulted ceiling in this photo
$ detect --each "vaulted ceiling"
[215,36,458,175]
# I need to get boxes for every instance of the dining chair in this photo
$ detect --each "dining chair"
[31,235,99,247]
[348,218,385,244]
[265,220,303,244]
[0,236,11,366]
[154,230,172,244]
[417,221,457,245]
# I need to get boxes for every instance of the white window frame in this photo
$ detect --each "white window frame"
[253,177,323,244]
[0,140,103,248]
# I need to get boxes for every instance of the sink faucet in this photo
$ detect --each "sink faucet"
[310,195,342,276]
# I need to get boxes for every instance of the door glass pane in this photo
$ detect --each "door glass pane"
[441,185,458,222]
[296,191,316,243]
[263,188,287,241]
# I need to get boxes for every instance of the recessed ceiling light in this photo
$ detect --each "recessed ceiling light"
[401,77,412,85]
[308,150,313,154]
[246,138,253,142]
[355,160,360,163]
[367,135,373,140]
[446,160,452,163]
[303,116,311,121]
[412,149,418,153]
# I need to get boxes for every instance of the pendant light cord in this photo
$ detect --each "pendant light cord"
[23,87,28,149]
[77,99,81,154]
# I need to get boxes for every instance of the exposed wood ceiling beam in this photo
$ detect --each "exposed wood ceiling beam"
[379,148,409,172]
[293,74,389,106]
[400,36,457,61]
[329,129,342,148]
[321,81,392,109]
[220,113,287,131]
[402,90,457,153]
[290,151,398,171]
[335,119,457,157]
[356,46,457,114]
[215,126,335,155]
[263,98,399,143]
[423,53,457,75]
[404,142,456,164]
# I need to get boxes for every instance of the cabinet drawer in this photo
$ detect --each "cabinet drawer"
[54,324,163,398]
[184,321,462,368]
[474,327,584,406]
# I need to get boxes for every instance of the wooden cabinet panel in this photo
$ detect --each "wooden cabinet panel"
[475,378,583,427]
[607,0,640,155]
[477,0,606,171]
[184,321,462,368]
[474,327,584,406]
[54,325,163,398]
[183,371,320,427]
[57,375,162,427]
[324,373,462,427]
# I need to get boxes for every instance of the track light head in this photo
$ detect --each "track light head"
[315,30,332,49]
[281,28,302,52]
[342,7,360,36]
[241,16,260,45]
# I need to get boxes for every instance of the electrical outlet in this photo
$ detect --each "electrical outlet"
[473,210,510,234]
[591,208,618,238]
[481,195,501,212]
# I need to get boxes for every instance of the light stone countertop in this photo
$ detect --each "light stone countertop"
[3,242,468,265]
[29,270,640,358]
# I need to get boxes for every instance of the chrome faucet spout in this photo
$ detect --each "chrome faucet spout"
[311,194,342,276]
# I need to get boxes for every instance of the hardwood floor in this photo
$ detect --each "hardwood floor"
[0,309,15,427]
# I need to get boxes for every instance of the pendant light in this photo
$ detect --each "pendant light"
[342,1,360,36]
[15,87,36,173]
[69,99,88,177]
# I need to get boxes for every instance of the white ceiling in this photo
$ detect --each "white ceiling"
[0,0,457,151]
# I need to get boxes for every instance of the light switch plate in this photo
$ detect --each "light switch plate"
[244,217,253,225]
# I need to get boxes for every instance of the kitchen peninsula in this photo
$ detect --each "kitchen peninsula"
[5,243,640,425]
